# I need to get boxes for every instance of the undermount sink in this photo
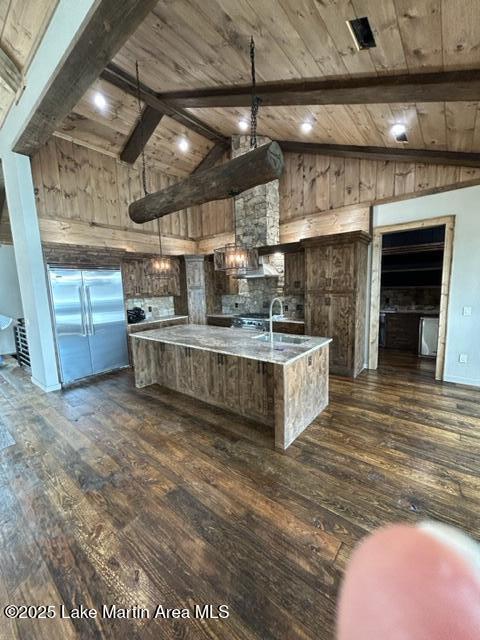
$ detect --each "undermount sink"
[253,334,309,345]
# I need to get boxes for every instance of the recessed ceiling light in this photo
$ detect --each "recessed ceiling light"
[93,91,107,110]
[178,137,190,152]
[238,118,249,131]
[347,16,377,51]
[301,121,313,134]
[391,123,408,142]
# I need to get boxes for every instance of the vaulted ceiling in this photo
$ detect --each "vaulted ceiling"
[52,0,480,175]
[0,0,59,126]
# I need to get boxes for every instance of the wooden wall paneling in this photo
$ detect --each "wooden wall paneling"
[375,160,395,200]
[459,166,480,182]
[74,143,95,222]
[115,161,131,228]
[55,138,81,220]
[445,102,477,152]
[88,146,107,224]
[279,154,292,219]
[303,153,317,215]
[99,153,119,227]
[37,138,64,218]
[315,155,330,213]
[329,156,345,210]
[38,217,196,253]
[415,163,437,192]
[359,158,377,202]
[435,164,460,187]
[30,152,45,218]
[293,153,304,218]
[394,161,415,196]
[280,207,370,244]
[344,158,360,206]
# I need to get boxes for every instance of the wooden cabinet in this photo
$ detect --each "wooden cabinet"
[239,358,274,421]
[284,251,305,294]
[384,313,420,352]
[304,231,370,377]
[207,315,233,327]
[272,320,304,335]
[306,244,354,291]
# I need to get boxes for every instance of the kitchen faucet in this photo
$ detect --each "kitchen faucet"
[269,297,284,344]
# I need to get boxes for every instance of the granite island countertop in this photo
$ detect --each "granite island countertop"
[130,324,331,366]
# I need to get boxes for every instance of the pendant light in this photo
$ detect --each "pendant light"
[134,61,172,279]
[145,219,172,278]
[214,37,260,276]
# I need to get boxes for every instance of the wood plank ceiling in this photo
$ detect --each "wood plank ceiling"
[57,0,480,175]
[0,0,59,126]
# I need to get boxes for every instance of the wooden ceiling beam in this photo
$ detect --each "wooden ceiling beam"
[278,141,480,168]
[120,105,165,164]
[192,142,229,174]
[0,47,21,93]
[101,64,229,147]
[151,69,480,108]
[13,0,159,156]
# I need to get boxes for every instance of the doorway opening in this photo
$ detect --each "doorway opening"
[368,215,455,380]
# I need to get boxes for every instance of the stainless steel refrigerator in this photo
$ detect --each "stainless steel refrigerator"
[48,268,129,384]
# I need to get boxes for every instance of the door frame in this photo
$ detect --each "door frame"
[368,215,455,380]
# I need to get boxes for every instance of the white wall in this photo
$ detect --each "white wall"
[0,244,23,355]
[374,184,480,387]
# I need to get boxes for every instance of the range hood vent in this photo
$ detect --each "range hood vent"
[234,256,280,279]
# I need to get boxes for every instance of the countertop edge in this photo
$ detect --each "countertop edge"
[130,330,331,366]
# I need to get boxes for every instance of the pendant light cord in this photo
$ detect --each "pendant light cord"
[135,61,149,197]
[250,37,260,149]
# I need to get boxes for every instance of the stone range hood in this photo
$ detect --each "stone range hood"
[231,135,281,279]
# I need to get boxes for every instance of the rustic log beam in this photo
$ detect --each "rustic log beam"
[278,141,480,168]
[0,47,21,93]
[13,0,159,156]
[120,105,165,164]
[130,141,283,223]
[152,68,480,108]
[101,64,228,145]
[192,142,229,174]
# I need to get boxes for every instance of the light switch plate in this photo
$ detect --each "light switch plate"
[459,353,468,364]
[463,306,472,316]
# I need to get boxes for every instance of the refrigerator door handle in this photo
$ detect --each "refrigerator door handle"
[78,286,88,337]
[85,286,95,336]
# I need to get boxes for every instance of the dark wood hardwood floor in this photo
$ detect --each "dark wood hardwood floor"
[0,355,479,640]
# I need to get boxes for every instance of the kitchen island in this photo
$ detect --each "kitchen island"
[131,324,331,450]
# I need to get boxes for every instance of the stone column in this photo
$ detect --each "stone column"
[231,135,280,248]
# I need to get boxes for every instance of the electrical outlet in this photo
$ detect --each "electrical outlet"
[463,306,472,316]
[459,353,468,364]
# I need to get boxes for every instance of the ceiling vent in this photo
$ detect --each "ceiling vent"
[347,16,376,50]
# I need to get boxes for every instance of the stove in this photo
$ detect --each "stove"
[232,313,269,331]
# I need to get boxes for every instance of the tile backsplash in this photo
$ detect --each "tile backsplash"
[126,296,175,319]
